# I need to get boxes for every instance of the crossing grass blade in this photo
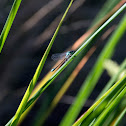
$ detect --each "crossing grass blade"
[0,0,22,53]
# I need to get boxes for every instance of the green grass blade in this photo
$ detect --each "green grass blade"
[0,0,22,53]
[73,75,126,126]
[93,86,126,126]
[60,11,126,126]
[96,59,126,100]
[8,0,74,126]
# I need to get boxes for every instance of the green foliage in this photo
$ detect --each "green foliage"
[0,0,22,52]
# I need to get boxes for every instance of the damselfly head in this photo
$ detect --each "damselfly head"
[66,50,75,56]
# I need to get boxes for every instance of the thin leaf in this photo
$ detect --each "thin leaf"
[0,0,22,52]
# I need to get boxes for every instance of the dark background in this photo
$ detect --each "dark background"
[0,0,126,125]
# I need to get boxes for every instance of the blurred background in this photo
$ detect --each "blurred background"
[0,0,125,125]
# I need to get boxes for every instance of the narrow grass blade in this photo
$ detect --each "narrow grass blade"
[60,12,126,126]
[0,0,22,52]
[8,0,74,126]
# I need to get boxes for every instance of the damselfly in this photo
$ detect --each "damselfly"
[51,50,75,72]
